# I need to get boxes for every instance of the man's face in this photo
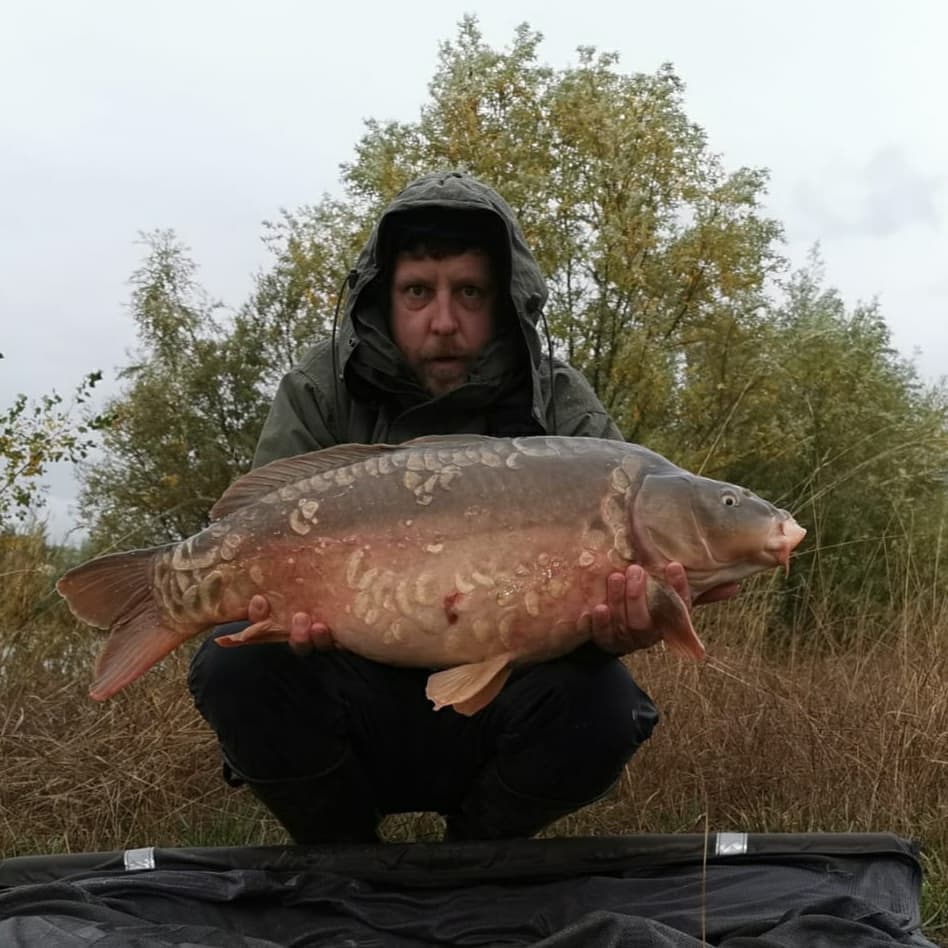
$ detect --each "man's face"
[389,250,497,396]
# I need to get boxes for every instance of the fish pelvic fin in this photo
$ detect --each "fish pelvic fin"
[56,546,185,700]
[426,654,515,716]
[646,577,706,661]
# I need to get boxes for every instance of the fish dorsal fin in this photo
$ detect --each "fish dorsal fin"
[210,444,394,520]
[402,434,501,449]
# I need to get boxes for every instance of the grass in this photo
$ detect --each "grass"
[1,531,946,944]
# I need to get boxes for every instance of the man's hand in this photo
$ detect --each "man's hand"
[247,594,335,655]
[585,563,740,656]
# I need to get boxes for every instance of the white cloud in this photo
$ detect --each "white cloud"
[792,147,942,240]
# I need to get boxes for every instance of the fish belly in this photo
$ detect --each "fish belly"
[221,521,613,670]
[323,526,612,667]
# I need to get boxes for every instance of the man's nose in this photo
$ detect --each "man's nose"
[429,290,459,334]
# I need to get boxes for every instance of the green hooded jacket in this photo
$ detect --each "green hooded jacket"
[253,171,623,468]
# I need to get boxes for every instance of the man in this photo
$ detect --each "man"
[188,171,733,844]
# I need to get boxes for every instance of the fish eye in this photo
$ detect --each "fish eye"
[722,491,740,507]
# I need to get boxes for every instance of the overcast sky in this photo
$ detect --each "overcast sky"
[2,0,946,540]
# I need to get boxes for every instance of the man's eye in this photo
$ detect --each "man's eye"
[405,285,428,298]
[461,286,483,299]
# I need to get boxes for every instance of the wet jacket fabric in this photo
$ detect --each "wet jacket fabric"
[253,171,621,466]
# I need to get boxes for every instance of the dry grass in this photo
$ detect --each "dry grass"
[581,595,948,944]
[1,535,946,943]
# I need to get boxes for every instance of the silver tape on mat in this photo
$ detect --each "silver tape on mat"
[715,832,749,856]
[123,846,156,871]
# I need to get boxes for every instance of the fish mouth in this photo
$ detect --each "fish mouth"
[764,514,807,576]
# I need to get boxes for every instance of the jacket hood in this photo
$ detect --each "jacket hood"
[334,171,552,428]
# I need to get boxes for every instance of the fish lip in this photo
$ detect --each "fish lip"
[764,516,807,576]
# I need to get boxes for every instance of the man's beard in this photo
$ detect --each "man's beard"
[417,352,472,395]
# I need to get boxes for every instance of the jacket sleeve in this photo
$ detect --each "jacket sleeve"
[547,362,625,441]
[252,348,340,468]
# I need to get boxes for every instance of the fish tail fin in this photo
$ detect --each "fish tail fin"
[646,577,706,661]
[56,546,185,700]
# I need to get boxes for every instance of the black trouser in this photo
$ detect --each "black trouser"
[188,623,659,841]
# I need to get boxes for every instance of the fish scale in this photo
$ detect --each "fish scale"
[56,435,806,713]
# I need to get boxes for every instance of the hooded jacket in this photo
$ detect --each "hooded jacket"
[253,171,622,467]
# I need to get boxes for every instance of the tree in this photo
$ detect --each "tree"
[664,249,948,624]
[762,257,948,622]
[248,200,367,390]
[79,231,272,548]
[339,18,784,441]
[0,355,104,527]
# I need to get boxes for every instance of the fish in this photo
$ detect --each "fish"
[56,435,806,714]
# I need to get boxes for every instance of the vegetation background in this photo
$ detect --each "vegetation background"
[2,18,946,944]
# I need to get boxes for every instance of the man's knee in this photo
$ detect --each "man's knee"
[558,658,658,779]
[582,658,660,756]
[493,653,659,803]
[188,623,348,778]
[188,623,273,724]
[508,652,658,744]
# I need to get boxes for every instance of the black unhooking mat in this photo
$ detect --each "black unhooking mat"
[0,832,938,946]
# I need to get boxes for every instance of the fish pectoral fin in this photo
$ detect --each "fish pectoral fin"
[646,577,706,661]
[425,654,515,716]
[215,619,289,647]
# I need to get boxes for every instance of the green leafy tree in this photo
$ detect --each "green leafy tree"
[248,199,367,389]
[339,18,784,441]
[76,206,373,550]
[666,251,948,624]
[765,258,948,622]
[0,356,105,526]
[79,231,273,548]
